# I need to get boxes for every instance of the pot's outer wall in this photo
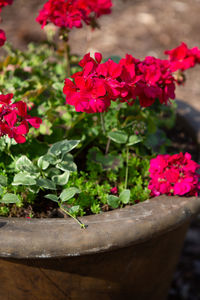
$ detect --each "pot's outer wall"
[0,195,199,258]
[0,221,191,300]
[0,196,200,300]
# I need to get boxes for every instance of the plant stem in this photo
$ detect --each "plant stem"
[125,146,129,190]
[0,69,5,86]
[64,42,71,78]
[59,28,71,77]
[6,138,16,162]
[100,112,106,135]
[105,138,111,154]
[59,204,86,229]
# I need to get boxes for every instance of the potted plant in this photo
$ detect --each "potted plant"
[0,1,199,299]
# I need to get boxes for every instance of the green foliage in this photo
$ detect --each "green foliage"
[0,42,177,220]
[0,139,80,212]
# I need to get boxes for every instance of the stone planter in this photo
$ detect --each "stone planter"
[0,195,200,300]
[0,99,200,300]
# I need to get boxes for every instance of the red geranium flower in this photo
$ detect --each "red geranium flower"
[0,93,42,143]
[0,0,13,12]
[165,42,200,71]
[36,0,112,29]
[0,29,6,46]
[63,52,177,113]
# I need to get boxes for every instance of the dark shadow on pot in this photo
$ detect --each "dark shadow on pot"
[176,100,200,151]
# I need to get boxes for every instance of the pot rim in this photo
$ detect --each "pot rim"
[0,195,199,259]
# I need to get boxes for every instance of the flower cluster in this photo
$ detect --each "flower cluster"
[165,42,200,72]
[148,153,200,197]
[36,0,112,29]
[0,93,42,143]
[0,0,13,12]
[63,52,176,113]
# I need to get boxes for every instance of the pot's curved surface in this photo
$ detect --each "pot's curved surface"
[0,195,200,300]
[0,195,199,258]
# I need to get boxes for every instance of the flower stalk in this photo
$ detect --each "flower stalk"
[100,112,106,135]
[124,146,129,190]
[59,204,86,229]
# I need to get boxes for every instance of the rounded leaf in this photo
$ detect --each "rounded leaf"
[108,131,128,144]
[1,193,20,204]
[37,178,56,190]
[38,156,50,170]
[44,194,59,203]
[42,154,57,165]
[119,189,130,204]
[12,173,36,186]
[0,175,7,187]
[60,187,80,202]
[16,156,37,173]
[107,195,120,209]
[49,140,80,156]
[56,161,77,172]
[52,171,70,186]
[127,135,142,146]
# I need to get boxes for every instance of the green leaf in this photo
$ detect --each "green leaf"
[0,175,7,187]
[16,156,37,173]
[52,171,70,185]
[46,167,61,177]
[56,161,77,172]
[127,135,142,146]
[107,195,120,209]
[42,154,57,165]
[69,205,80,215]
[52,82,64,91]
[108,130,128,144]
[105,55,121,63]
[1,193,20,204]
[119,189,130,204]
[0,186,4,195]
[39,119,53,136]
[37,178,56,190]
[49,139,80,156]
[12,173,36,186]
[38,156,50,170]
[44,194,59,203]
[61,153,73,162]
[60,187,80,202]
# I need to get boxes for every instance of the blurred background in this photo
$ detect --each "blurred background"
[2,0,200,113]
[1,0,200,299]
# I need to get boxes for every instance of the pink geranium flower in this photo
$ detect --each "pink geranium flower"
[148,153,200,197]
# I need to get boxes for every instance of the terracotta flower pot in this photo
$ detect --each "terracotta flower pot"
[0,195,200,300]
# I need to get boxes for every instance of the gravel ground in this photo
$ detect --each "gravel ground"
[1,0,200,299]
